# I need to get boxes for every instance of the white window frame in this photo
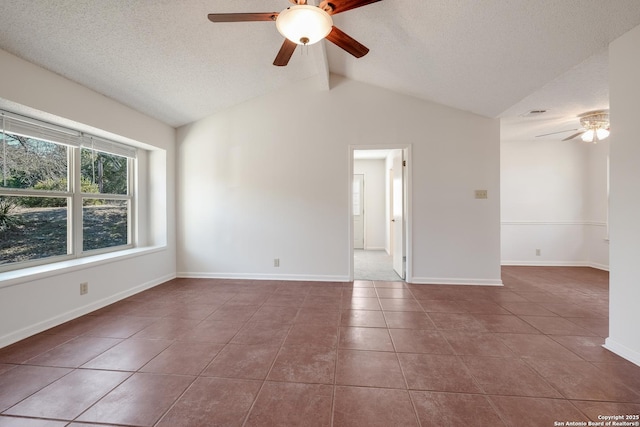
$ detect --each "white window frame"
[0,111,137,272]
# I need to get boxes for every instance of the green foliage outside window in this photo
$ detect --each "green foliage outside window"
[0,196,22,233]
[18,178,101,207]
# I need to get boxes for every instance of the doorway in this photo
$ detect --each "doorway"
[350,146,410,282]
[353,174,364,249]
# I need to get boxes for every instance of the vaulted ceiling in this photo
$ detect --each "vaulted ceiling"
[1,0,639,140]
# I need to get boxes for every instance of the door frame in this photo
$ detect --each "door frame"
[353,173,365,250]
[348,144,412,282]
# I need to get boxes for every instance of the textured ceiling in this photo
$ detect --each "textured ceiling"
[0,0,639,131]
[500,48,610,141]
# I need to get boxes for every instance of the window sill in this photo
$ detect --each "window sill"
[0,246,167,290]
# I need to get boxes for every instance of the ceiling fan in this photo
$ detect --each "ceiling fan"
[536,110,610,143]
[207,0,381,66]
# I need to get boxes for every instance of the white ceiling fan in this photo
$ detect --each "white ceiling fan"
[536,110,610,143]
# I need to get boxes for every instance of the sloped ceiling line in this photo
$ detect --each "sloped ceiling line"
[0,1,638,131]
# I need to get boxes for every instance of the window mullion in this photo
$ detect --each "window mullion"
[71,147,83,256]
[80,193,130,201]
[0,188,71,198]
[128,157,135,246]
[2,116,6,187]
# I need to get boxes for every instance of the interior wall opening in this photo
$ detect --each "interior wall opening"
[351,147,409,282]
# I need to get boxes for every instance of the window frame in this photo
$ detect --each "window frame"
[0,111,137,272]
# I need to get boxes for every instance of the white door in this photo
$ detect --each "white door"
[388,169,394,256]
[391,151,405,278]
[353,174,365,249]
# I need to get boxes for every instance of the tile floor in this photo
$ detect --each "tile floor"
[0,266,639,426]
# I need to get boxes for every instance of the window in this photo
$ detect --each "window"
[0,111,137,271]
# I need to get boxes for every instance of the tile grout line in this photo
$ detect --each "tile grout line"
[151,370,201,426]
[330,321,342,427]
[239,310,298,427]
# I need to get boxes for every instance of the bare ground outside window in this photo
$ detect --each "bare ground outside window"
[0,205,127,265]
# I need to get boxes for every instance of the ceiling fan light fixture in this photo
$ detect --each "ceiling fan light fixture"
[576,111,610,143]
[276,5,333,45]
[580,128,610,143]
[581,129,595,143]
[596,128,610,140]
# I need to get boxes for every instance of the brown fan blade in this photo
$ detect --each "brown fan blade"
[325,26,369,58]
[274,39,297,66]
[320,0,382,14]
[562,130,586,141]
[208,13,278,23]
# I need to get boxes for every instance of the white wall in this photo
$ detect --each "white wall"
[585,139,610,269]
[0,49,176,347]
[354,159,386,250]
[177,75,501,285]
[606,24,640,366]
[501,138,609,269]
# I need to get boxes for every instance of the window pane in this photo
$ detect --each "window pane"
[0,196,68,264]
[83,199,128,251]
[81,149,128,195]
[1,132,68,191]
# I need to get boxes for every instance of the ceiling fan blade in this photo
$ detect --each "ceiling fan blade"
[325,26,369,58]
[321,0,382,14]
[562,130,586,141]
[208,13,278,23]
[535,128,579,138]
[273,39,297,66]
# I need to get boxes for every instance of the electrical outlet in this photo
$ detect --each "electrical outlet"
[474,190,488,199]
[274,258,280,267]
[535,249,541,256]
[80,282,89,295]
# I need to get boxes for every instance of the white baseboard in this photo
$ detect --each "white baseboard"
[0,273,175,349]
[604,337,640,367]
[177,272,351,283]
[589,262,609,271]
[501,260,609,271]
[178,273,504,286]
[501,260,589,267]
[410,277,503,286]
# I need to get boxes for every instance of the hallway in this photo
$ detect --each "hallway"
[353,249,402,281]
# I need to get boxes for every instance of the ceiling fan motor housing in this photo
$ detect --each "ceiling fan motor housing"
[579,111,609,131]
